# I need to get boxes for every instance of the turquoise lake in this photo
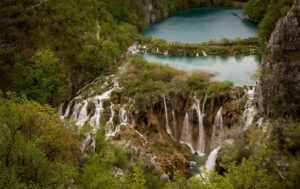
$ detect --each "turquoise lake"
[140,8,260,85]
[142,7,258,43]
[138,53,261,86]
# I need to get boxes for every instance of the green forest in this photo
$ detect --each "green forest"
[0,0,299,188]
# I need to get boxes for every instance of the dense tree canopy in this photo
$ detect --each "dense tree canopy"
[244,0,293,39]
[0,92,79,188]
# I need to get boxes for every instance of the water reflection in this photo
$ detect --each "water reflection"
[138,53,261,86]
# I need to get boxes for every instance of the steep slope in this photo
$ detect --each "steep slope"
[258,0,300,118]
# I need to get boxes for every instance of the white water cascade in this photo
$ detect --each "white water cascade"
[172,101,177,141]
[77,101,89,126]
[196,53,199,57]
[180,95,207,155]
[202,50,207,56]
[119,105,128,125]
[164,96,174,140]
[198,146,221,181]
[164,50,168,55]
[243,86,257,130]
[180,113,196,154]
[193,95,206,155]
[205,146,221,172]
[210,107,223,151]
[105,103,119,138]
[127,44,139,54]
[60,75,126,137]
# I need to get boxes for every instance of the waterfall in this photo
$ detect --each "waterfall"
[202,50,207,56]
[243,87,257,130]
[164,50,168,55]
[63,101,72,118]
[127,44,139,54]
[164,96,173,140]
[203,146,221,172]
[119,105,128,125]
[60,76,121,132]
[71,103,82,122]
[89,100,103,128]
[196,53,199,57]
[105,103,121,138]
[81,133,92,153]
[194,96,206,155]
[180,113,196,154]
[58,104,64,120]
[210,107,223,151]
[172,101,177,141]
[179,95,207,155]
[77,101,89,126]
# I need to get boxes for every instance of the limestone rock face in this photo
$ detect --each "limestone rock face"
[268,0,300,55]
[259,0,300,118]
[144,0,168,24]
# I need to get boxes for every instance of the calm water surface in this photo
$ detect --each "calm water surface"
[142,8,257,43]
[138,53,261,86]
[140,8,260,85]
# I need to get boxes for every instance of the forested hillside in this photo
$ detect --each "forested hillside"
[244,0,294,39]
[0,0,299,188]
[0,0,236,106]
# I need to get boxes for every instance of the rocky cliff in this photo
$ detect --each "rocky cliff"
[258,0,300,118]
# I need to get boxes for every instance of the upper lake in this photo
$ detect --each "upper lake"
[142,7,257,43]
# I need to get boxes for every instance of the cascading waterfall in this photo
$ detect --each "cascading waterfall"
[210,107,223,151]
[196,53,199,57]
[71,103,82,122]
[89,100,102,128]
[127,44,139,54]
[62,101,72,119]
[180,95,207,155]
[77,101,89,126]
[105,103,118,137]
[202,50,207,56]
[172,101,177,141]
[194,95,206,155]
[243,86,257,130]
[60,76,127,138]
[180,113,196,154]
[59,74,132,156]
[119,105,128,125]
[164,50,168,55]
[164,96,174,140]
[201,146,221,173]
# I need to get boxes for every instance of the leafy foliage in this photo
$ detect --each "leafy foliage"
[244,0,293,40]
[0,92,79,188]
[121,58,233,111]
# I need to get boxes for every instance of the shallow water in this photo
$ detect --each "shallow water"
[142,7,257,43]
